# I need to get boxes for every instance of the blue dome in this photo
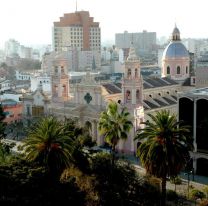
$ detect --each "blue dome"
[163,41,189,59]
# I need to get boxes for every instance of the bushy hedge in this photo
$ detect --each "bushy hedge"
[190,189,206,200]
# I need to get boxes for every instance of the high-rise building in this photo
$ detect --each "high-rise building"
[5,39,20,58]
[53,11,101,52]
[115,30,156,56]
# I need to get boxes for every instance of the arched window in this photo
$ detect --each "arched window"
[126,90,131,102]
[186,66,188,74]
[54,85,58,97]
[167,66,170,74]
[135,68,138,77]
[136,90,140,103]
[85,121,92,133]
[127,69,131,78]
[62,84,66,96]
[177,66,180,74]
[55,67,58,73]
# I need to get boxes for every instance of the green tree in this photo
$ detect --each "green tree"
[98,101,133,165]
[135,110,193,206]
[64,118,95,172]
[23,117,73,178]
[90,153,160,206]
[0,158,85,206]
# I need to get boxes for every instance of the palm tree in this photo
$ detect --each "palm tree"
[135,110,193,206]
[99,101,133,165]
[23,117,73,177]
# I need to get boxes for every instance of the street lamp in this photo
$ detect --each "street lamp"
[185,169,193,199]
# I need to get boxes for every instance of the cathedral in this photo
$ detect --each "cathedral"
[22,25,194,154]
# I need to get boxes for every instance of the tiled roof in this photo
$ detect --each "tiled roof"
[114,82,122,89]
[162,97,176,105]
[162,77,179,85]
[171,95,177,101]
[143,77,178,89]
[143,100,159,109]
[153,98,168,107]
[182,77,194,86]
[102,83,121,94]
[143,82,153,89]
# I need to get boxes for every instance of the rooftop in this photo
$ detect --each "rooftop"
[179,87,208,98]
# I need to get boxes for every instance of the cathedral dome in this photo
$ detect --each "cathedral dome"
[162,41,189,59]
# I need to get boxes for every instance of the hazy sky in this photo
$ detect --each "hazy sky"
[1,0,208,47]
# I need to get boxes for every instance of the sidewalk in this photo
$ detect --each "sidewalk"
[120,153,208,186]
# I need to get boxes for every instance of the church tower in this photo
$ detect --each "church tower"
[122,44,143,106]
[121,43,144,154]
[51,53,69,101]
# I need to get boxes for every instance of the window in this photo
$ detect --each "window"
[186,66,188,74]
[127,69,131,78]
[177,66,180,74]
[26,105,31,116]
[126,90,131,102]
[135,68,138,77]
[136,90,140,102]
[167,66,170,74]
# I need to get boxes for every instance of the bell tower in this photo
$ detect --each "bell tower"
[120,43,144,154]
[51,54,69,101]
[122,44,143,106]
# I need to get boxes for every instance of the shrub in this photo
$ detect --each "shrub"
[190,189,206,200]
[170,176,182,185]
[203,186,208,198]
[166,189,178,201]
[199,199,208,206]
[90,153,161,206]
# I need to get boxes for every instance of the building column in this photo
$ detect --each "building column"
[132,88,136,104]
[122,87,125,103]
[92,120,97,142]
[193,99,197,152]
[58,84,62,97]
[193,157,197,174]
[130,128,135,154]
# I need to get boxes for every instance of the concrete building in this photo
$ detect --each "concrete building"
[115,30,156,56]
[53,11,101,52]
[0,80,11,92]
[4,39,20,58]
[42,50,101,72]
[30,73,51,93]
[21,89,50,126]
[15,71,31,81]
[195,52,208,88]
[1,99,23,124]
[178,87,208,176]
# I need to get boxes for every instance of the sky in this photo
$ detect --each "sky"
[1,0,208,48]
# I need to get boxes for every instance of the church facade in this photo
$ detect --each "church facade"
[22,25,194,154]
